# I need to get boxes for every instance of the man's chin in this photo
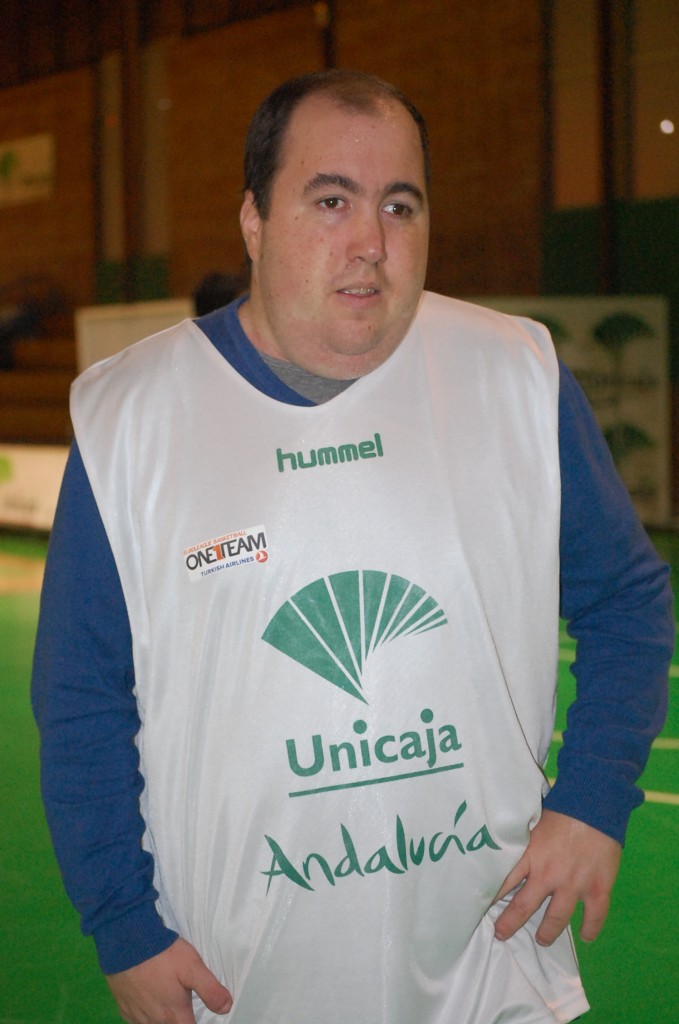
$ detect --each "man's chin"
[314,337,398,380]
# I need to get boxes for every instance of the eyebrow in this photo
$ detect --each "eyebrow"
[304,173,360,196]
[303,172,425,205]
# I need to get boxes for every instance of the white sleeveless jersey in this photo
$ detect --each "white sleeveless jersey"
[71,292,588,1024]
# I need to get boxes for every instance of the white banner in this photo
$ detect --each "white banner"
[475,296,671,526]
[0,133,55,207]
[75,298,194,371]
[0,444,68,531]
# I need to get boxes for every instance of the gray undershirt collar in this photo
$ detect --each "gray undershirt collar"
[259,351,357,404]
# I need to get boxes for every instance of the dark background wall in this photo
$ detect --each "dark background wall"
[0,68,96,309]
[0,0,548,307]
[0,0,677,508]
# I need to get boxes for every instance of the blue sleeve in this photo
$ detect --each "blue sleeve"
[543,360,674,843]
[31,442,177,973]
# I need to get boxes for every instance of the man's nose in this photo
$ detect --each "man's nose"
[346,210,386,265]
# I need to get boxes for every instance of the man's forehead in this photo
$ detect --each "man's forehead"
[279,93,426,182]
[291,90,388,123]
[287,92,415,138]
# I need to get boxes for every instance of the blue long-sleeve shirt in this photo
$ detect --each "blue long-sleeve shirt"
[31,300,674,975]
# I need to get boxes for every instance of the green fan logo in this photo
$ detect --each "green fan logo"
[262,570,448,703]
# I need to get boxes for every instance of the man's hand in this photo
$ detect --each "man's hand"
[493,809,622,946]
[106,937,233,1024]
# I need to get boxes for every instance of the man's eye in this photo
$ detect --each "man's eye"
[319,197,344,210]
[385,202,411,217]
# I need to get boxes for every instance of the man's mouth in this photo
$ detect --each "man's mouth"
[338,287,378,296]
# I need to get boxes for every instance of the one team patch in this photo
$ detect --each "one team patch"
[182,524,268,581]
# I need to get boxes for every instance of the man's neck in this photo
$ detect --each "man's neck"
[237,295,357,402]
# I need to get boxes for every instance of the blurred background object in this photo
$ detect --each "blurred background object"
[0,274,69,370]
[192,270,245,316]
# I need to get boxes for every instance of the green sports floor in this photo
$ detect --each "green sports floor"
[1,529,677,1024]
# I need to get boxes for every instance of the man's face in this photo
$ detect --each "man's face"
[239,93,430,379]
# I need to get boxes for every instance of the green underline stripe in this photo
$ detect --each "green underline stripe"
[289,762,465,798]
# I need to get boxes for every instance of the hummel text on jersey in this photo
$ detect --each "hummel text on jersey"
[276,432,383,473]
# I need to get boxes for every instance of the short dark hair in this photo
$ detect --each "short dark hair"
[243,69,430,218]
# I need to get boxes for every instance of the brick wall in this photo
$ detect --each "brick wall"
[0,2,546,306]
[0,67,96,309]
[166,6,325,297]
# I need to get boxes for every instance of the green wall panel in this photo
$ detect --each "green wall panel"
[543,198,679,378]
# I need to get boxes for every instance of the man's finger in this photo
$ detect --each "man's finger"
[534,892,578,946]
[579,890,612,943]
[494,878,544,941]
[184,957,233,1016]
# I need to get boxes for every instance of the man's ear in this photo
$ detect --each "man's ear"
[240,191,262,263]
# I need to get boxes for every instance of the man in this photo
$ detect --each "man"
[33,71,673,1024]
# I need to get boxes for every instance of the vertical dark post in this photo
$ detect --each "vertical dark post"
[540,0,554,293]
[597,0,616,293]
[120,0,142,302]
[314,1,336,69]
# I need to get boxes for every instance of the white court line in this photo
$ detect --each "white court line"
[552,731,679,752]
[558,647,679,679]
[642,790,679,806]
[546,774,679,807]
[649,737,679,750]
[550,731,679,804]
